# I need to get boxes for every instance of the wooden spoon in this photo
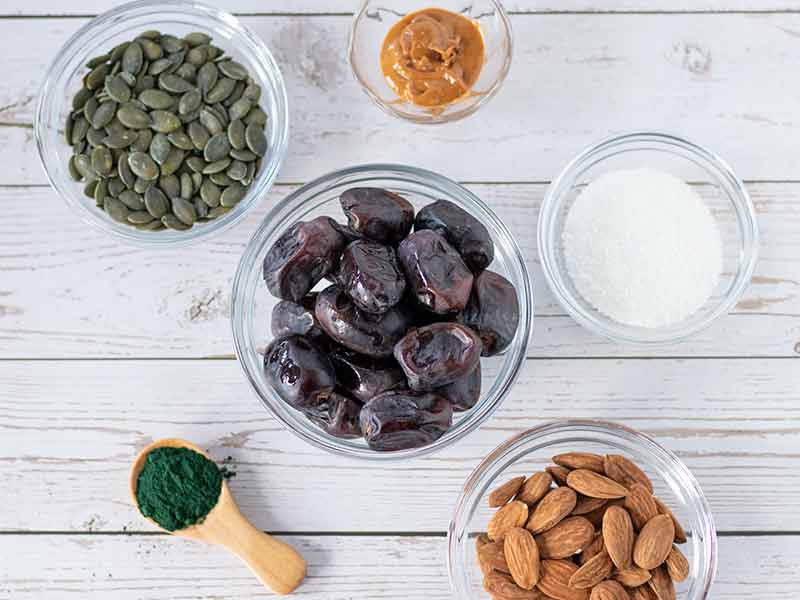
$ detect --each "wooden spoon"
[130,438,306,595]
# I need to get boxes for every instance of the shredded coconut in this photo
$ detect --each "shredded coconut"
[562,168,722,328]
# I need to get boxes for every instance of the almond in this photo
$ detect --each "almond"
[547,465,571,486]
[567,470,629,499]
[664,545,689,582]
[573,495,608,516]
[647,565,675,600]
[490,476,527,508]
[630,585,658,600]
[534,516,595,559]
[583,499,625,529]
[526,487,577,534]
[536,559,588,600]
[633,515,674,570]
[613,566,651,587]
[604,455,653,493]
[602,505,634,569]
[579,533,605,565]
[624,483,660,530]
[517,472,554,505]
[589,580,629,600]
[489,501,529,541]
[504,527,541,589]
[653,497,687,544]
[569,550,613,589]
[478,539,511,574]
[553,452,606,474]
[484,571,545,599]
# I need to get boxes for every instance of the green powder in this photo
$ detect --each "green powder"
[135,446,222,532]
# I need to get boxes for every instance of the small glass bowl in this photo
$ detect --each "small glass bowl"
[231,164,533,460]
[348,0,513,124]
[448,420,717,599]
[34,0,289,247]
[538,132,759,345]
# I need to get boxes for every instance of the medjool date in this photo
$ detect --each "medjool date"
[394,322,482,390]
[340,187,414,244]
[438,363,481,412]
[360,390,453,451]
[263,216,345,302]
[271,294,321,339]
[306,391,363,439]
[263,335,335,411]
[398,230,473,314]
[315,284,412,357]
[338,240,406,314]
[460,270,520,356]
[331,348,406,403]
[415,199,494,272]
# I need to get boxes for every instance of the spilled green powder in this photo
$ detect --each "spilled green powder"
[135,447,222,532]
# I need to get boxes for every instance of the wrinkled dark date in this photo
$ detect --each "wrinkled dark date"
[414,199,494,272]
[263,216,345,302]
[306,391,363,439]
[315,284,412,357]
[263,335,335,411]
[394,322,483,390]
[340,187,414,244]
[338,240,406,314]
[360,390,453,451]
[437,363,481,412]
[397,230,473,314]
[460,270,520,356]
[331,347,406,404]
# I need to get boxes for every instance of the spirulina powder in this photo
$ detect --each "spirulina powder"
[136,446,222,532]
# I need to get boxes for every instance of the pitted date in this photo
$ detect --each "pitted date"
[414,199,494,272]
[394,322,483,390]
[306,390,363,439]
[271,294,322,339]
[437,363,481,412]
[338,240,406,314]
[340,187,414,244]
[460,270,520,356]
[263,335,335,411]
[360,390,453,451]
[398,230,473,314]
[331,347,406,403]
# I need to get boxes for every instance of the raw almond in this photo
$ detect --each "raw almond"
[569,550,613,589]
[633,515,674,570]
[604,455,653,493]
[567,470,629,499]
[573,495,608,516]
[489,501,529,541]
[589,580,630,600]
[534,516,595,559]
[613,566,651,587]
[653,497,687,544]
[647,565,675,600]
[490,476,527,508]
[630,585,659,600]
[484,571,545,599]
[547,465,571,486]
[526,487,577,534]
[602,505,634,569]
[583,499,624,530]
[517,472,554,505]
[505,527,541,589]
[478,538,511,574]
[664,545,689,582]
[553,452,606,474]
[536,559,588,600]
[579,533,605,565]
[624,483,660,530]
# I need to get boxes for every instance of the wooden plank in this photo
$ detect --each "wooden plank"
[4,14,800,184]
[1,183,797,359]
[0,534,796,599]
[1,358,798,533]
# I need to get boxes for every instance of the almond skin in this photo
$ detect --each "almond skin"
[665,545,689,582]
[624,483,660,530]
[553,452,606,474]
[526,487,577,534]
[567,470,629,499]
[505,527,541,589]
[569,550,613,589]
[517,472,554,505]
[536,559,589,600]
[590,580,630,600]
[484,571,546,599]
[535,516,595,559]
[653,497,687,544]
[613,566,652,587]
[478,539,511,574]
[489,501,529,541]
[633,515,675,570]
[490,476,527,508]
[604,455,653,493]
[547,466,571,486]
[647,565,676,600]
[602,505,634,569]
[573,495,608,516]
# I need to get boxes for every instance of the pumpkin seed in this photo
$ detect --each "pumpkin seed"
[184,32,211,47]
[119,190,145,211]
[74,154,95,180]
[71,116,89,145]
[86,63,109,89]
[94,178,109,206]
[186,45,208,66]
[140,38,163,61]
[72,87,93,110]
[193,197,209,219]
[179,107,202,125]
[86,126,107,148]
[105,74,132,103]
[128,152,159,180]
[118,152,135,188]
[245,122,267,156]
[117,103,151,129]
[185,156,207,173]
[171,196,197,225]
[198,108,223,135]
[91,145,114,176]
[161,35,185,53]
[174,62,196,81]
[244,106,267,127]
[244,161,256,186]
[137,220,166,231]
[90,100,117,129]
[150,132,172,164]
[227,160,247,181]
[179,89,202,115]
[223,80,245,108]
[243,81,262,102]
[127,210,154,224]
[136,176,155,195]
[202,158,231,174]
[159,73,194,94]
[210,103,229,127]
[230,147,256,162]
[150,110,181,133]
[103,130,137,149]
[206,77,236,103]
[65,113,75,145]
[161,213,191,230]
[188,121,210,150]
[68,155,82,181]
[168,130,194,150]
[139,30,162,40]
[108,178,126,197]
[105,197,130,223]
[207,206,231,219]
[148,57,173,76]
[159,148,185,176]
[218,60,248,81]
[203,132,231,162]
[139,89,174,110]
[199,178,221,207]
[144,185,169,218]
[191,172,203,193]
[110,42,130,63]
[159,174,180,198]
[86,53,110,69]
[197,62,218,97]
[132,128,152,153]
[227,119,246,150]
[122,42,144,75]
[228,97,252,122]
[220,182,247,207]
[209,172,234,186]
[180,173,193,200]
[84,180,98,200]
[134,75,156,94]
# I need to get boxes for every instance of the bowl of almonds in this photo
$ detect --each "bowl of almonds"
[448,420,717,600]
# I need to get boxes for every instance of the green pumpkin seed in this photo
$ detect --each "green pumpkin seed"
[228,97,252,122]
[178,89,202,115]
[207,206,231,219]
[161,213,191,230]
[186,45,208,66]
[132,128,152,153]
[244,106,267,127]
[86,63,109,89]
[210,103,229,127]
[90,100,117,129]
[68,155,82,181]
[210,171,234,186]
[179,107,202,125]
[104,118,126,136]
[86,126,107,147]
[72,87,93,111]
[245,122,267,156]
[159,174,180,198]
[65,113,75,145]
[119,189,145,210]
[202,158,231,174]
[84,179,98,200]
[110,41,130,63]
[227,159,247,181]
[161,35,185,53]
[94,178,109,206]
[144,185,169,218]
[174,62,196,81]
[243,81,262,103]
[199,178,221,207]
[105,74,132,103]
[191,172,203,193]
[206,77,235,103]
[139,30,162,40]
[91,146,114,176]
[119,72,136,86]
[122,42,143,75]
[103,130,137,149]
[243,161,256,186]
[105,197,130,223]
[71,116,90,145]
[84,96,99,123]
[74,140,87,155]
[198,108,223,135]
[220,182,247,207]
[127,210,154,224]
[197,62,218,97]
[140,38,163,61]
[171,196,197,225]
[184,32,212,47]
[203,132,231,162]
[134,176,153,194]
[128,152,159,180]
[74,154,95,180]
[222,80,245,108]
[230,147,256,162]
[148,57,173,76]
[207,45,223,60]
[193,197,209,219]
[118,152,135,188]
[160,148,185,176]
[139,89,174,110]
[150,110,181,133]
[185,156,207,173]
[86,53,110,69]
[218,60,248,81]
[159,73,194,93]
[149,132,172,164]
[180,173,193,200]
[134,75,156,94]
[188,121,210,150]
[226,119,246,151]
[167,130,194,151]
[117,103,151,129]
[108,178,126,197]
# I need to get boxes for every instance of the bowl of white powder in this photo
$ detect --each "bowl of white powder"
[538,132,758,345]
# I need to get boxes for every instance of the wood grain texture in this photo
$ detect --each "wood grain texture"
[1,183,798,359]
[0,534,797,599]
[2,358,798,533]
[4,14,800,183]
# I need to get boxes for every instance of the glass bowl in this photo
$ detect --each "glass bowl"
[231,164,533,460]
[448,420,717,599]
[348,0,513,124]
[34,0,289,247]
[538,132,759,345]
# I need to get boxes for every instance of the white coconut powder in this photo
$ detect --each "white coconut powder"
[562,168,723,328]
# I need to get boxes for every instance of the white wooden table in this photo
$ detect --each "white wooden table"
[1,1,799,598]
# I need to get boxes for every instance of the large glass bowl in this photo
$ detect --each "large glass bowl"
[231,164,533,460]
[449,420,717,599]
[538,132,758,345]
[34,0,289,247]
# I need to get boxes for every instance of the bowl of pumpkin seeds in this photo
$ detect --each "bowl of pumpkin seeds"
[34,0,289,246]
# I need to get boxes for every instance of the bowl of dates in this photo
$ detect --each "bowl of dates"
[232,164,533,459]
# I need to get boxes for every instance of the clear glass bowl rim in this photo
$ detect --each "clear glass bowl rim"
[33,0,290,248]
[346,0,514,124]
[537,131,759,345]
[230,163,534,460]
[447,418,718,599]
